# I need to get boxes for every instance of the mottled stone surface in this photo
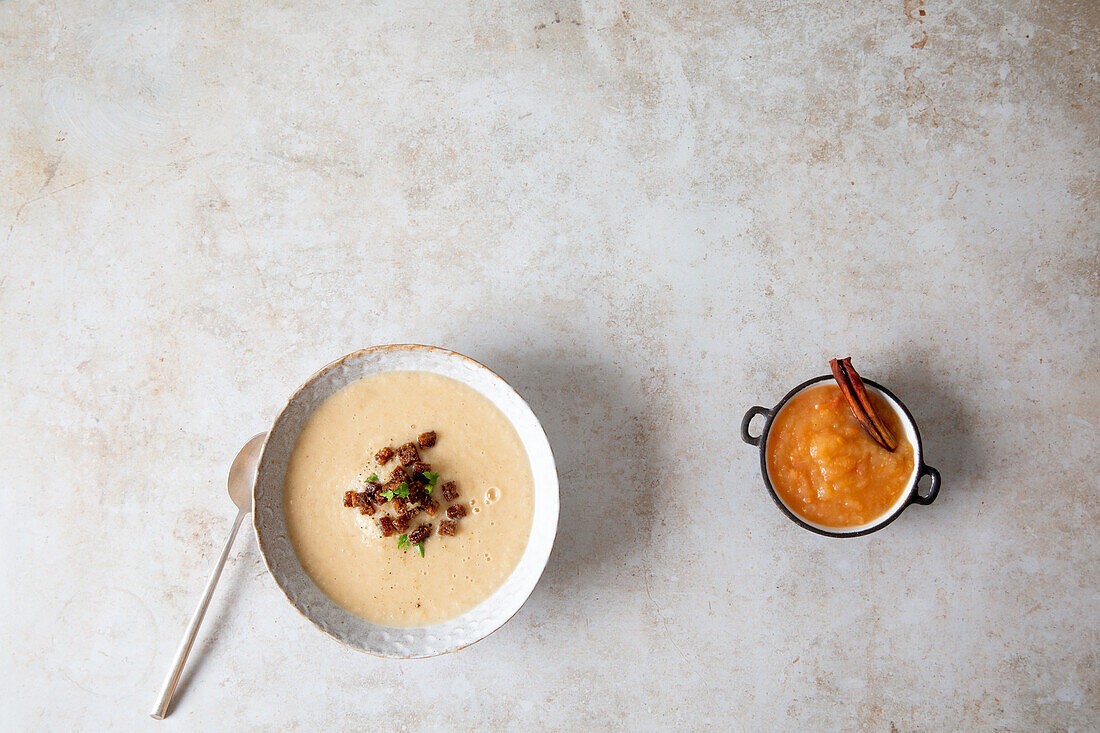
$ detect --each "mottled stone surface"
[1,0,1096,729]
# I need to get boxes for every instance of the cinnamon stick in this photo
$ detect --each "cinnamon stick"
[829,357,898,452]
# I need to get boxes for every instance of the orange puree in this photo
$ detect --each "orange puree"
[766,384,915,528]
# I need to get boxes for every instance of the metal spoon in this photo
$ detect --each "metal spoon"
[150,432,267,720]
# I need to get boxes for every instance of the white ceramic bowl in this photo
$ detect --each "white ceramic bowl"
[253,345,559,657]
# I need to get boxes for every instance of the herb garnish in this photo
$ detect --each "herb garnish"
[366,473,379,483]
[381,481,411,500]
[422,471,439,494]
[396,534,424,557]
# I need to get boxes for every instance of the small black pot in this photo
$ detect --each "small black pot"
[741,375,940,537]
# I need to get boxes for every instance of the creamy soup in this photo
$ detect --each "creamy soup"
[284,370,535,627]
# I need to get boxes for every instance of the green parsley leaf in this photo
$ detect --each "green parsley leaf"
[395,482,410,498]
[381,490,395,500]
[416,542,425,557]
[397,534,409,550]
[422,471,439,494]
[366,473,379,483]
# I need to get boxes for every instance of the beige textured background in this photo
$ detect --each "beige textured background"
[1,0,1097,729]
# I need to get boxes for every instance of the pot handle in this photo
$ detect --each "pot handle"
[910,464,941,505]
[740,406,771,446]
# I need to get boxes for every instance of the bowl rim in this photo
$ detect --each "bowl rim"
[745,374,936,538]
[252,343,559,656]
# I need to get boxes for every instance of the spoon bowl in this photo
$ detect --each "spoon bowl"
[227,433,266,512]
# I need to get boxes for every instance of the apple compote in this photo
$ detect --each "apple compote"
[766,384,915,528]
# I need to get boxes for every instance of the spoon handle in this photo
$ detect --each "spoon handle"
[150,509,246,720]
